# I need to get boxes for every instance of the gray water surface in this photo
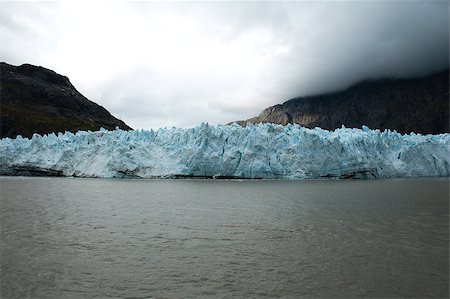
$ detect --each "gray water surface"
[1,177,449,298]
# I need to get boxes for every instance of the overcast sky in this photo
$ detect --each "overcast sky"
[1,1,448,129]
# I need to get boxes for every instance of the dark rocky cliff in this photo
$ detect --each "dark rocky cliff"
[236,70,449,134]
[0,62,132,138]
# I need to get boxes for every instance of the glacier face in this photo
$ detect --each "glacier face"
[0,123,449,179]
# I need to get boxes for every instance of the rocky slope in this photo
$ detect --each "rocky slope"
[0,62,132,138]
[236,70,449,135]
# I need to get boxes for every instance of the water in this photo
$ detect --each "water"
[1,177,448,298]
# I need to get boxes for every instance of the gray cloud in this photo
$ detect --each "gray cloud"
[274,1,449,98]
[1,1,448,129]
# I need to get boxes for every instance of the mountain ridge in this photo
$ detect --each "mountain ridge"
[0,62,132,138]
[234,70,449,134]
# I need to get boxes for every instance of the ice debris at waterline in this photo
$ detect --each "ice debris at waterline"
[0,123,449,179]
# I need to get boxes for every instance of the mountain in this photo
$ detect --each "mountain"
[0,62,132,138]
[235,70,449,134]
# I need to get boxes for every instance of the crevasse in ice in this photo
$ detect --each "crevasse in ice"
[0,123,449,179]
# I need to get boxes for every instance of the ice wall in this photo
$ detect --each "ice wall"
[1,123,449,179]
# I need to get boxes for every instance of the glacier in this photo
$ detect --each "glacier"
[0,123,449,179]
